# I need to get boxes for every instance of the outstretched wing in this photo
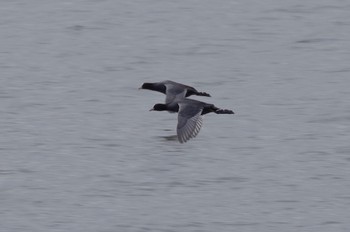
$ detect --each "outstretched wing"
[176,102,204,143]
[164,83,187,104]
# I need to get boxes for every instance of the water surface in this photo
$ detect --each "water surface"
[1,0,350,231]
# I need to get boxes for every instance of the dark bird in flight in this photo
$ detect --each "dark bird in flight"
[140,80,211,104]
[151,98,234,143]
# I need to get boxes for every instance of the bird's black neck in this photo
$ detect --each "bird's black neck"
[142,83,166,94]
[153,103,179,113]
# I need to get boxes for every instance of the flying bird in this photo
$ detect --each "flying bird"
[139,80,211,104]
[150,98,234,143]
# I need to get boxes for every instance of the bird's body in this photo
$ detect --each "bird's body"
[140,80,211,104]
[151,99,234,143]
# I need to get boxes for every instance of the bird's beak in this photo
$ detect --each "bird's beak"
[138,87,142,90]
[149,108,154,111]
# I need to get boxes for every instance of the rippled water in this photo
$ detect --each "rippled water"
[1,0,350,231]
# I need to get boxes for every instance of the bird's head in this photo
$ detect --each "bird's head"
[150,103,168,111]
[139,83,152,90]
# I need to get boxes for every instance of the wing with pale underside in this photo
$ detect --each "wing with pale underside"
[176,102,204,143]
[164,83,187,104]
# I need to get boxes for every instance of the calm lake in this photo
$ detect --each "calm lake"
[1,0,350,231]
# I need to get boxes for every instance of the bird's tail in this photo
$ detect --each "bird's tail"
[215,108,234,114]
[196,92,211,97]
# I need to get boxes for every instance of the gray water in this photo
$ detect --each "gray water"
[1,0,350,231]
